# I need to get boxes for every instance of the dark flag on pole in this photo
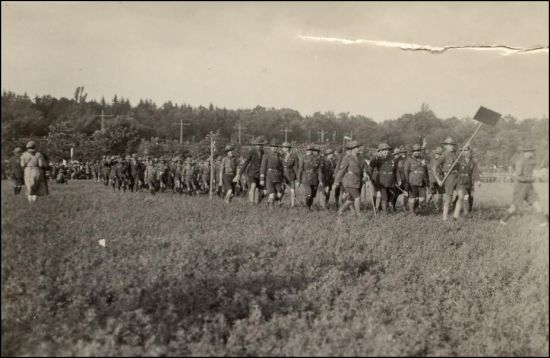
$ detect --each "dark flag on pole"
[473,106,501,126]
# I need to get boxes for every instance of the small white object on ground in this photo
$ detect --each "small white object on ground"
[99,239,106,247]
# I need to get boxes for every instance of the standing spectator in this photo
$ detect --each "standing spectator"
[9,147,24,195]
[20,141,49,203]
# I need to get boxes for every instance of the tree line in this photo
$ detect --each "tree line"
[1,88,548,169]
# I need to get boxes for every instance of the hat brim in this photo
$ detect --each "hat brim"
[441,142,456,145]
[377,147,393,152]
[346,144,362,150]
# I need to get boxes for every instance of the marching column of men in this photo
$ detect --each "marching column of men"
[12,135,545,226]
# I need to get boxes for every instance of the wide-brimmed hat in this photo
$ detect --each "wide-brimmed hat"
[224,145,234,152]
[393,147,402,155]
[325,148,334,155]
[269,138,279,147]
[411,144,422,152]
[280,141,292,148]
[252,136,268,145]
[345,140,362,150]
[26,141,36,150]
[306,145,320,152]
[377,143,392,152]
[441,137,456,146]
[13,147,23,154]
[433,146,443,155]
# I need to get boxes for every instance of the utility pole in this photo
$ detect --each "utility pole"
[318,129,326,142]
[206,131,217,200]
[174,118,191,144]
[308,130,312,143]
[95,109,113,131]
[233,120,247,145]
[281,127,293,142]
[332,131,336,143]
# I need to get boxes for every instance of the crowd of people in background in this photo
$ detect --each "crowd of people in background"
[2,136,548,227]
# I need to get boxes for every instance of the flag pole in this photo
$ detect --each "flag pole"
[440,122,483,185]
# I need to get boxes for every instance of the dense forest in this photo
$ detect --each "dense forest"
[1,87,548,168]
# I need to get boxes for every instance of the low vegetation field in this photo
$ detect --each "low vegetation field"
[1,180,548,356]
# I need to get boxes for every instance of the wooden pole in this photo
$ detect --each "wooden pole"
[440,122,483,185]
[95,109,113,131]
[281,128,292,142]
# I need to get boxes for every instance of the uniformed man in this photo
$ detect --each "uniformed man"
[280,142,299,207]
[432,137,461,221]
[214,156,222,197]
[144,157,159,195]
[260,139,284,207]
[403,144,429,214]
[321,148,337,209]
[157,158,169,192]
[499,146,548,227]
[335,140,365,216]
[219,145,238,204]
[454,146,480,214]
[333,148,347,208]
[426,146,444,211]
[369,143,398,213]
[117,156,132,191]
[109,156,119,190]
[173,157,184,194]
[128,154,141,192]
[200,159,211,193]
[297,145,323,210]
[9,147,24,195]
[183,157,198,195]
[237,136,266,204]
[393,146,409,211]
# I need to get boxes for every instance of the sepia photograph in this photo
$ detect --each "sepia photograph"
[1,1,548,356]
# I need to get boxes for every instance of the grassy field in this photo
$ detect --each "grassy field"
[1,180,548,356]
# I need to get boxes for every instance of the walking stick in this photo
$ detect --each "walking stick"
[366,177,377,216]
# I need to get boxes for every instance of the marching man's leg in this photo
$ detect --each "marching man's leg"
[453,188,465,219]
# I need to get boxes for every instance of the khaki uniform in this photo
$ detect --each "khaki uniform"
[220,154,237,193]
[335,153,365,201]
[298,154,323,208]
[260,148,284,195]
[512,156,539,207]
[369,157,397,211]
[404,156,428,199]
[432,151,459,196]
[283,152,298,187]
[240,148,263,186]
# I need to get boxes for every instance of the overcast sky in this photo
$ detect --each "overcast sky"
[2,2,548,121]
